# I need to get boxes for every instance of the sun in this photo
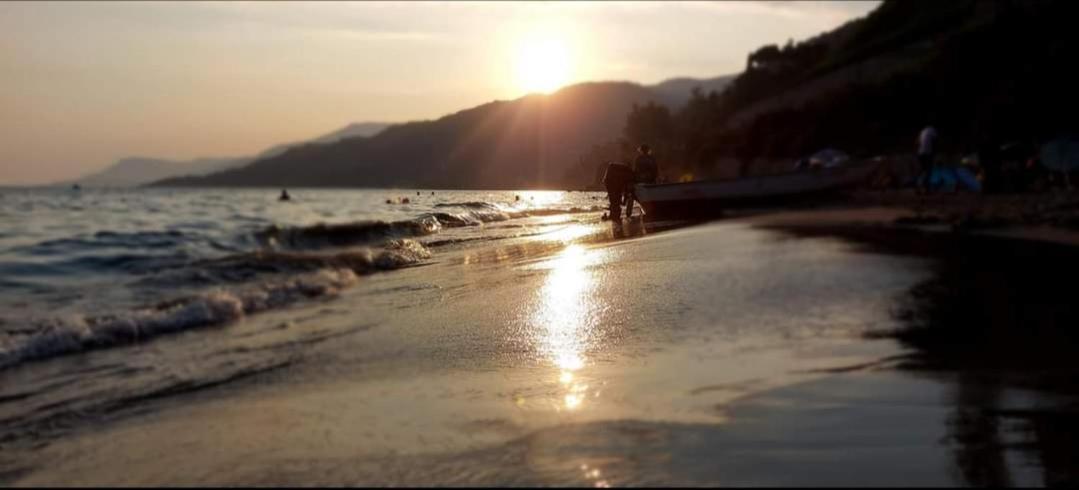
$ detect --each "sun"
[514,36,572,94]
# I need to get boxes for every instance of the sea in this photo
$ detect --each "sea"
[0,187,608,372]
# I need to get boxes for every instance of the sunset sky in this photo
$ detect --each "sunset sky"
[0,1,879,185]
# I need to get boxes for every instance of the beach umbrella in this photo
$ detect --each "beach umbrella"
[1040,138,1079,172]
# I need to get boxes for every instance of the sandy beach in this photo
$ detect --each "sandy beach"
[4,200,1078,486]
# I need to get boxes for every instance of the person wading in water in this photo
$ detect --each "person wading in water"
[602,161,634,220]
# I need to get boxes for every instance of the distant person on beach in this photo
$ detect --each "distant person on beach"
[602,162,634,220]
[916,125,938,192]
[625,144,659,218]
[279,189,291,201]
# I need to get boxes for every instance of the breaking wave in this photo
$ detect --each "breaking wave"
[0,194,605,371]
[0,240,431,370]
[432,201,604,224]
[254,203,603,251]
[255,217,442,250]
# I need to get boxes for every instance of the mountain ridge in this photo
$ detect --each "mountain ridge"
[149,76,733,189]
[65,121,392,188]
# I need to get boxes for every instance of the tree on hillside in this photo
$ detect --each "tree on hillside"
[673,88,725,173]
[623,102,679,179]
[624,102,675,146]
[746,44,782,71]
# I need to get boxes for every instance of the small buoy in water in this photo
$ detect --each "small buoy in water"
[431,191,435,195]
[385,199,393,204]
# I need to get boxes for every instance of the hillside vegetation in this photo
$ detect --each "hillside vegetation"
[627,0,1079,180]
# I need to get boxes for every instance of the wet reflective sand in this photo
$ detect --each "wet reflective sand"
[4,216,1079,486]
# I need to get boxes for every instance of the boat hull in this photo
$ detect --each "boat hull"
[634,162,878,220]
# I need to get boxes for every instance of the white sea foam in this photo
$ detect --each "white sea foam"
[0,266,371,370]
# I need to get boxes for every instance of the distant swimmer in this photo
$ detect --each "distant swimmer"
[515,195,521,201]
[279,189,291,201]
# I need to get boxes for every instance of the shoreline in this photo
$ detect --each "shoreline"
[4,203,1079,486]
[734,190,1079,247]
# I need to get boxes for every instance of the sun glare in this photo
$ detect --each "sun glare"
[514,35,572,94]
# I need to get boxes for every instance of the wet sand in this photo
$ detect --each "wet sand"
[743,197,1079,247]
[5,208,1079,486]
[753,203,1079,487]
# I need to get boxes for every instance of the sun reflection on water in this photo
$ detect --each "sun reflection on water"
[514,190,566,209]
[529,244,605,412]
[542,223,595,244]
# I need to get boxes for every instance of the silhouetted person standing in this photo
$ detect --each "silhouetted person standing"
[602,162,634,220]
[625,144,658,218]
